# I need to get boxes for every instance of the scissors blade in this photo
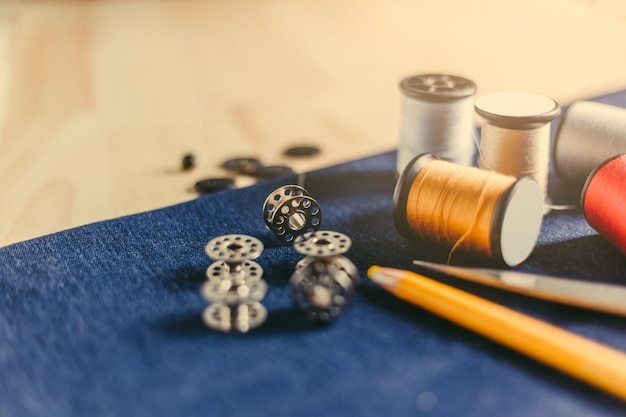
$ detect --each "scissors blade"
[413,260,626,317]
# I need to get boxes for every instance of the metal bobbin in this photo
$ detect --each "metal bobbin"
[263,185,322,244]
[289,231,359,322]
[205,234,263,268]
[202,234,268,333]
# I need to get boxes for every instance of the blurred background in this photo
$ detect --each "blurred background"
[1,0,625,246]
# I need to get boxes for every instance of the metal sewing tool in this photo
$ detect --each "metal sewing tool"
[413,260,626,316]
[201,234,268,332]
[263,185,322,244]
[290,231,359,322]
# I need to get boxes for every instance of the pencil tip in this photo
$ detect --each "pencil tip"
[367,265,380,280]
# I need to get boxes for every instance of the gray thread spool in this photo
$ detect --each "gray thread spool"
[554,101,626,185]
[397,73,477,174]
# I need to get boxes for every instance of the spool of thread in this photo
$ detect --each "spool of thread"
[397,74,477,174]
[475,91,561,203]
[554,101,626,185]
[393,154,543,266]
[581,153,626,256]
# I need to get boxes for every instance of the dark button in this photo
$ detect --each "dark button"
[194,178,235,194]
[283,145,321,158]
[182,153,196,170]
[252,164,295,179]
[221,157,262,175]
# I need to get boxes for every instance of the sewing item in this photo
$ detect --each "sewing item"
[181,153,195,170]
[284,145,321,158]
[396,73,477,174]
[554,101,626,185]
[253,164,295,179]
[201,234,268,332]
[263,185,322,244]
[290,231,359,322]
[221,157,263,176]
[194,177,235,194]
[475,90,560,203]
[413,259,626,316]
[393,153,543,266]
[581,153,626,256]
[368,265,626,402]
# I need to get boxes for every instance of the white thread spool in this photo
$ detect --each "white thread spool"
[554,101,626,185]
[397,74,477,174]
[475,91,561,204]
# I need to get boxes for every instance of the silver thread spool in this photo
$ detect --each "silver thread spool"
[554,101,626,186]
[397,73,477,174]
[475,91,561,206]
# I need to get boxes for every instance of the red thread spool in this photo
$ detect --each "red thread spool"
[581,154,626,255]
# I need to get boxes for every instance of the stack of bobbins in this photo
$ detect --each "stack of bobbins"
[397,73,477,175]
[290,231,359,322]
[263,185,322,244]
[262,185,359,322]
[393,154,544,267]
[475,91,561,211]
[554,101,626,185]
[201,234,268,333]
[581,154,626,256]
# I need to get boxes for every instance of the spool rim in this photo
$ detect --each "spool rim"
[475,91,561,129]
[490,176,543,267]
[580,153,626,216]
[393,153,440,238]
[552,101,576,183]
[399,74,476,102]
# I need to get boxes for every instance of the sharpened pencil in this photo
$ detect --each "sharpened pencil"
[368,265,626,401]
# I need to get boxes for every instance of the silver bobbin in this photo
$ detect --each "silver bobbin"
[289,258,357,322]
[289,230,358,322]
[296,255,359,280]
[206,260,263,283]
[293,230,352,258]
[202,301,268,333]
[201,277,268,306]
[263,185,322,244]
[202,233,268,333]
[205,234,263,265]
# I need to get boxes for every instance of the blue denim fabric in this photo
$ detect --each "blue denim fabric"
[2,91,626,417]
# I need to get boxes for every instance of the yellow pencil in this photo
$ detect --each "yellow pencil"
[368,265,626,401]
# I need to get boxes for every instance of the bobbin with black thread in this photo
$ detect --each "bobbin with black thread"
[201,234,268,333]
[393,153,543,267]
[289,231,359,322]
[263,185,322,244]
[397,73,477,174]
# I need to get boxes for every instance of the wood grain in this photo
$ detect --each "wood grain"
[1,0,626,246]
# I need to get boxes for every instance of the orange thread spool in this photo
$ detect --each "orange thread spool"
[393,154,544,266]
[581,154,626,256]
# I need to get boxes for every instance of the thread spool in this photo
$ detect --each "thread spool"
[397,74,477,174]
[554,101,626,185]
[581,154,626,256]
[393,154,544,266]
[475,91,560,204]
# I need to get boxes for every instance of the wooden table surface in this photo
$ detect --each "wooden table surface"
[1,0,625,247]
